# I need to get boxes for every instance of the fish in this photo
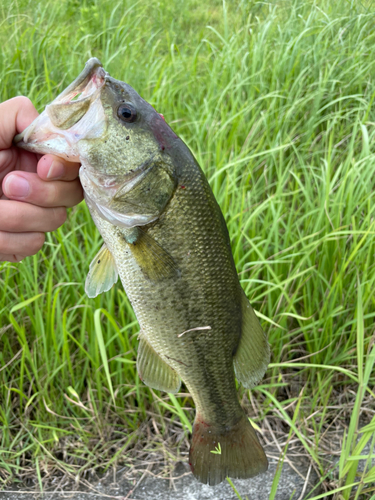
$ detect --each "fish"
[14,58,270,486]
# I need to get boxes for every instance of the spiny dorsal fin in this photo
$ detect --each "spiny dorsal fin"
[137,334,181,393]
[85,243,118,298]
[126,228,180,281]
[233,290,270,389]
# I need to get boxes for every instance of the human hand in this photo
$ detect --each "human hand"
[0,96,83,262]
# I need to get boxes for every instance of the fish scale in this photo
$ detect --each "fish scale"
[14,57,271,486]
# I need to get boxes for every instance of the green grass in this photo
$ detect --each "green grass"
[1,0,375,497]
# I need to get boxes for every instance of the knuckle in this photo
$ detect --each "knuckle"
[47,183,59,205]
[54,207,67,227]
[0,149,17,174]
[4,254,23,263]
[0,231,12,253]
[60,180,83,208]
[0,253,14,263]
[71,182,84,206]
[30,233,45,253]
[14,96,34,110]
[0,230,45,257]
[39,182,59,207]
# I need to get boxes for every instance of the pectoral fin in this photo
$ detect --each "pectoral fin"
[233,291,270,388]
[137,334,181,393]
[125,228,180,281]
[85,244,118,298]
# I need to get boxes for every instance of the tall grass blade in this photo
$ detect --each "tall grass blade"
[94,308,115,404]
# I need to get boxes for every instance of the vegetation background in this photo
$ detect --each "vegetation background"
[1,0,375,498]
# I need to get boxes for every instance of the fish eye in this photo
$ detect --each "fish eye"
[117,103,137,123]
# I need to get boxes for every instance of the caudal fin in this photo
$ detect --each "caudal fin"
[189,414,268,486]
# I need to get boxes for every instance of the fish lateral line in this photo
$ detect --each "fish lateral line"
[164,355,190,368]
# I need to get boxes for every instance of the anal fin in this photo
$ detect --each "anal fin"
[85,243,118,298]
[233,290,270,389]
[137,334,181,393]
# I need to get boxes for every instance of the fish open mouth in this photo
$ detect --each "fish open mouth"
[14,58,108,160]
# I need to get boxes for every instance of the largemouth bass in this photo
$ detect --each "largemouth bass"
[15,58,270,486]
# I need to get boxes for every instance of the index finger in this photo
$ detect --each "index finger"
[37,155,81,182]
[0,97,39,150]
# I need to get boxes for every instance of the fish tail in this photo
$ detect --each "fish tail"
[189,413,268,486]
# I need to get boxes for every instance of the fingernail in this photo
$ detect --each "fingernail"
[47,160,66,179]
[4,175,30,198]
